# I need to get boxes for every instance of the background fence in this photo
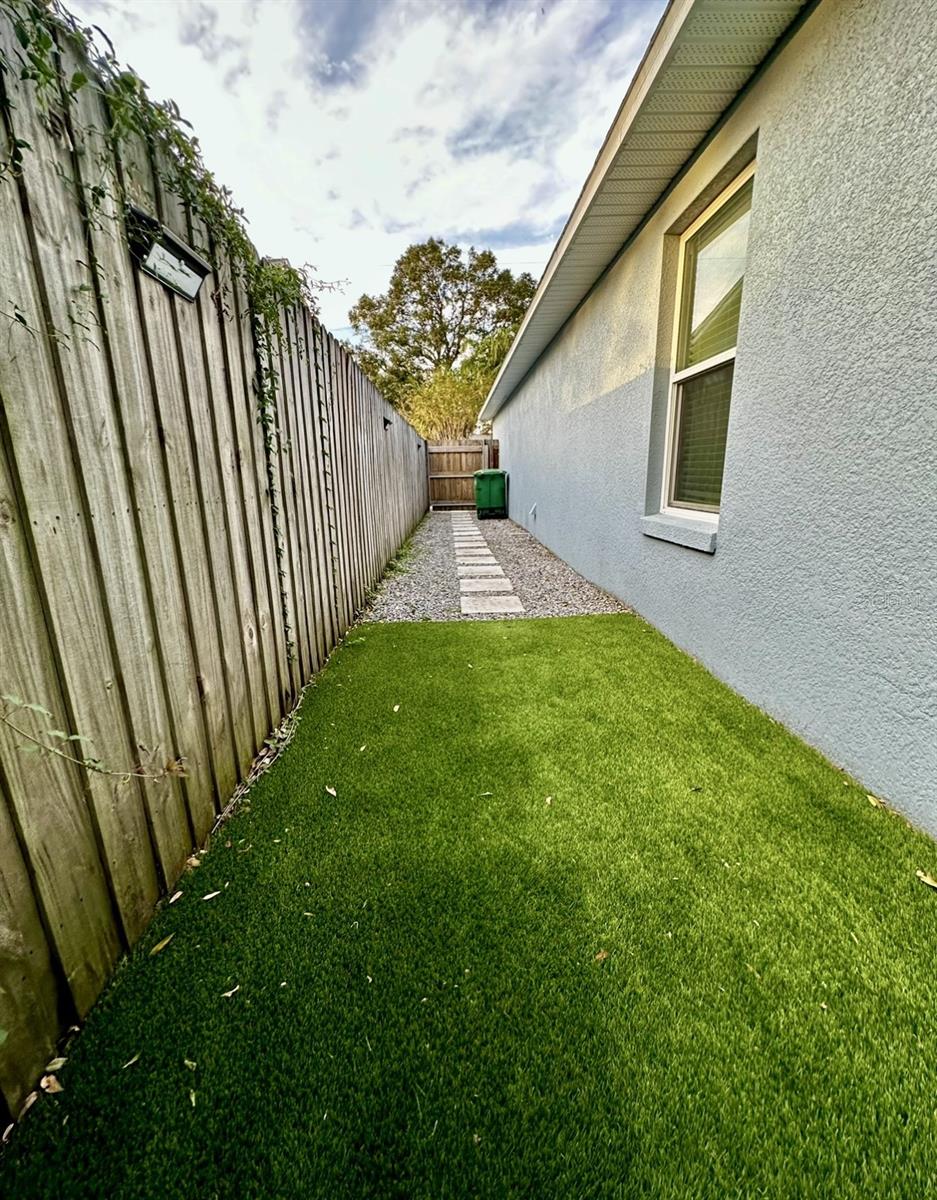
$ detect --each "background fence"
[428,439,499,508]
[0,15,427,1115]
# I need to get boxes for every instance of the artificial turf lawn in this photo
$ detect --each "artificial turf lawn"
[3,614,937,1198]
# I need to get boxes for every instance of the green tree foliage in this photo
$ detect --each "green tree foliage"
[349,238,535,408]
[400,328,517,441]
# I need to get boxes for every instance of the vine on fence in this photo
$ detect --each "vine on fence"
[0,695,186,783]
[0,0,338,667]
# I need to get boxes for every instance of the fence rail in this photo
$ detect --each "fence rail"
[428,439,499,507]
[0,16,427,1115]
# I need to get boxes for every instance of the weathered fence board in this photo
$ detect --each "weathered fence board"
[0,16,427,1116]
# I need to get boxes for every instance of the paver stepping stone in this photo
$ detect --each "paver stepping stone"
[457,557,497,567]
[460,577,514,593]
[460,594,525,614]
[456,549,495,557]
[457,564,505,576]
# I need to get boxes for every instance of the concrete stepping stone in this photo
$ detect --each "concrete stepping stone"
[456,549,495,557]
[460,594,525,614]
[460,577,514,593]
[457,557,497,567]
[457,564,504,576]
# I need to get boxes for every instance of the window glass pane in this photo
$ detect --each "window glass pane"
[671,362,733,510]
[678,179,752,369]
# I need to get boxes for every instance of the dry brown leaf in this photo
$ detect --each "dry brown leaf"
[545,796,553,806]
[186,855,201,869]
[189,1089,197,1107]
[169,891,183,904]
[122,1053,140,1069]
[359,745,367,752]
[2,1122,13,1145]
[393,704,400,713]
[149,934,174,956]
[325,786,337,797]
[19,1092,38,1118]
[867,793,885,808]
[183,1059,197,1071]
[202,891,221,901]
[40,1074,63,1094]
[915,869,937,891]
[45,1056,67,1072]
[594,949,609,963]
[221,984,240,998]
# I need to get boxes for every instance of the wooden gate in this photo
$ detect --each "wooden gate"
[427,439,499,508]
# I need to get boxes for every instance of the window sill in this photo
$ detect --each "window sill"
[640,512,717,554]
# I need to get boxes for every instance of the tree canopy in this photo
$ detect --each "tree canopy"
[349,238,535,409]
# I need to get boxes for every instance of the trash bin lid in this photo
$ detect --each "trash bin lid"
[473,469,505,478]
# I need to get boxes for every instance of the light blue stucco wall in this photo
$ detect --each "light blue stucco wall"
[494,0,937,833]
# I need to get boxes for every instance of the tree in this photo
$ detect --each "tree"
[349,238,535,408]
[400,369,482,442]
[399,328,518,441]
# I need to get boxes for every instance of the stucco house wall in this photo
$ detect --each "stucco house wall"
[493,0,937,832]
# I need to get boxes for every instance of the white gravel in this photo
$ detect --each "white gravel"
[367,511,627,623]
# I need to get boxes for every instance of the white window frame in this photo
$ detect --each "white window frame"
[660,161,756,521]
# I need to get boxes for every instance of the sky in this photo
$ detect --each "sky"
[71,0,667,334]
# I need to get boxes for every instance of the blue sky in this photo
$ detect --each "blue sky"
[74,0,666,333]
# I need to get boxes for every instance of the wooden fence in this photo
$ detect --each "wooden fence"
[0,17,427,1115]
[428,439,499,508]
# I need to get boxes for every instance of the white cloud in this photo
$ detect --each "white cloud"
[71,0,665,332]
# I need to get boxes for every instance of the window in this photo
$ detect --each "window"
[663,164,754,516]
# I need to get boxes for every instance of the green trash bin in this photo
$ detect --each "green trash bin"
[474,468,507,519]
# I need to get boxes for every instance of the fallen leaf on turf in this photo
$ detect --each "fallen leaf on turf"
[222,984,240,998]
[20,1092,38,1118]
[149,934,174,956]
[325,786,337,797]
[545,796,553,806]
[359,745,366,752]
[594,949,609,963]
[202,891,221,901]
[122,1053,140,1069]
[189,1089,197,1108]
[183,1059,197,1071]
[915,870,937,890]
[40,1074,63,1094]
[2,1123,13,1145]
[45,1057,67,1071]
[169,891,183,904]
[867,793,885,808]
[393,704,400,713]
[186,855,201,868]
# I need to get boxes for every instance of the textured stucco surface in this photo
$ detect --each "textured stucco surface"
[494,0,937,833]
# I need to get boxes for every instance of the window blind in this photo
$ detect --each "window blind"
[671,361,733,510]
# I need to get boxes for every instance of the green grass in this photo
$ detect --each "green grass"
[3,614,937,1198]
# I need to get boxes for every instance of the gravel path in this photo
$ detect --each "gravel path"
[367,511,627,622]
